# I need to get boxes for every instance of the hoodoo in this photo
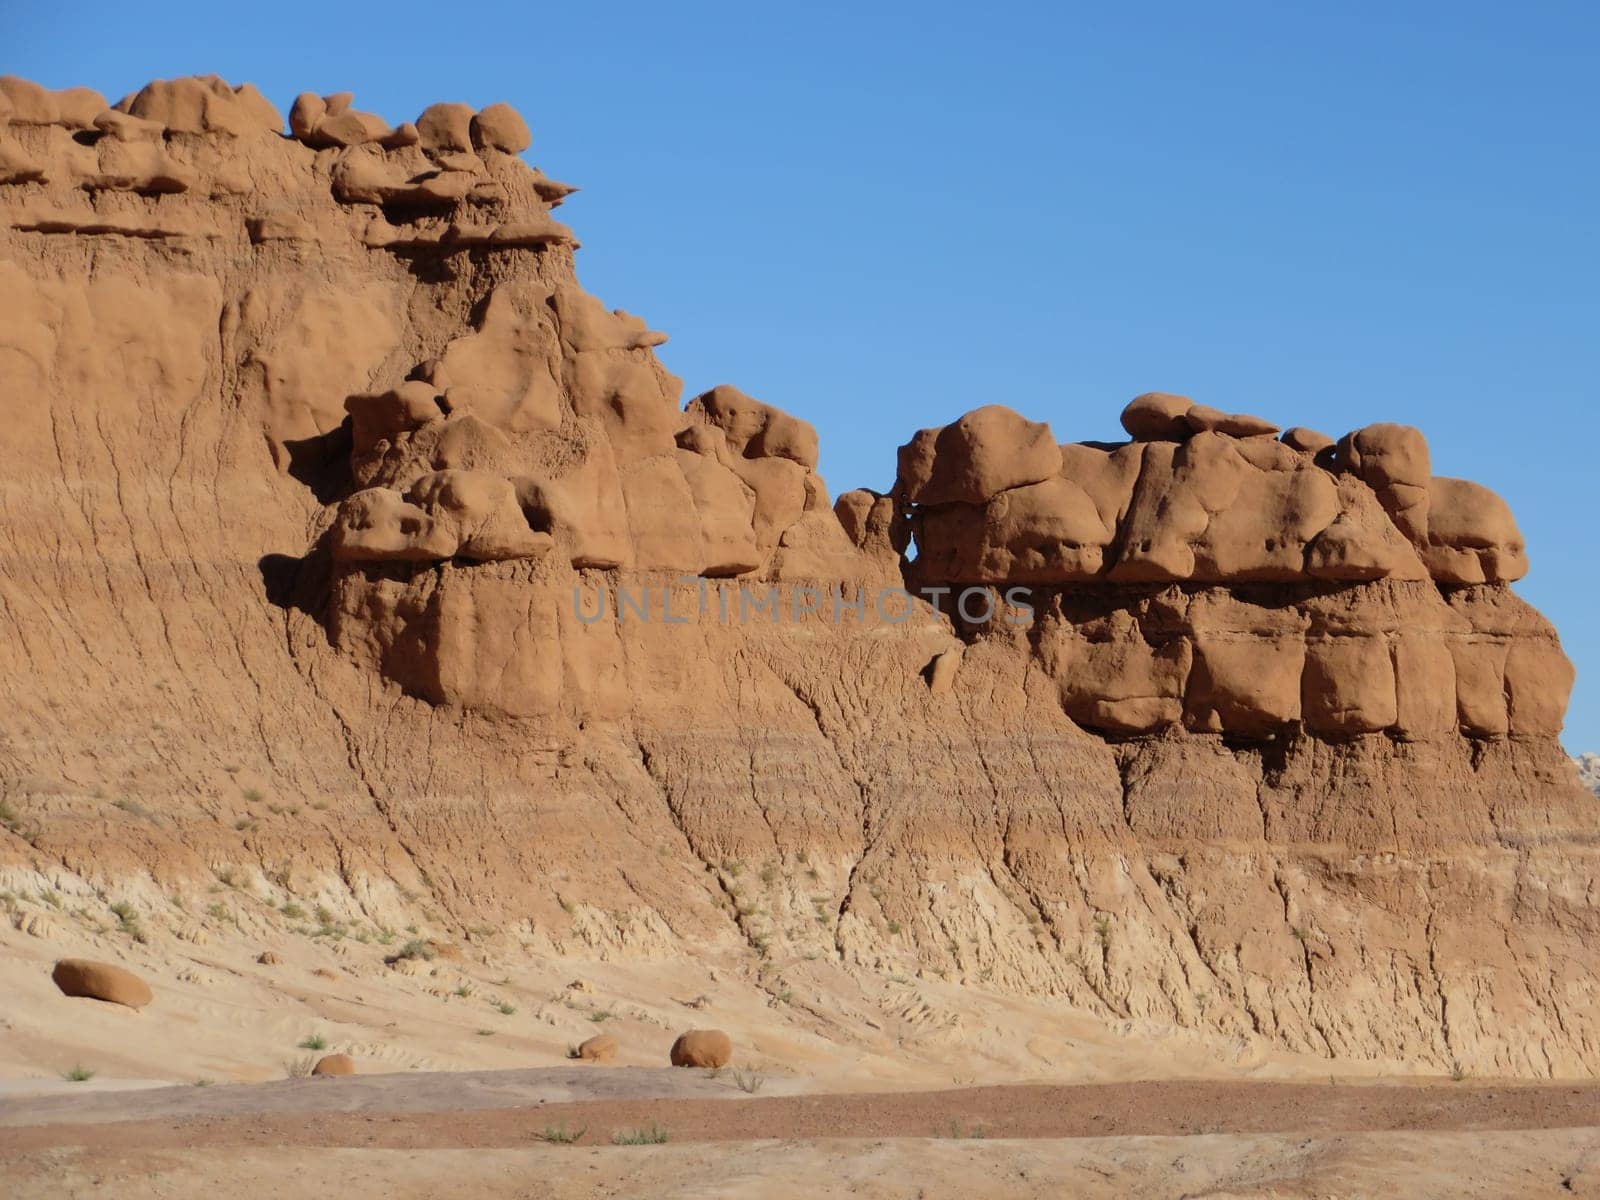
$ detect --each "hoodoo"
[1,74,1594,1081]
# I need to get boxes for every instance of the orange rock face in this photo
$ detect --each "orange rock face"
[895,398,1557,742]
[1,75,1594,1080]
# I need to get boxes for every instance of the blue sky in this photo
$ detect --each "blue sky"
[11,2,1599,747]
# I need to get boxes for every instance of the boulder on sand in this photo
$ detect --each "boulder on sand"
[575,1033,618,1063]
[311,1053,355,1076]
[51,959,152,1009]
[669,1028,732,1068]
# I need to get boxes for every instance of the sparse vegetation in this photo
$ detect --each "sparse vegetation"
[588,1008,612,1023]
[241,787,264,802]
[760,863,778,886]
[1450,1063,1470,1082]
[732,1067,764,1094]
[109,900,147,943]
[1094,915,1111,949]
[37,888,61,909]
[61,1065,95,1082]
[1291,925,1309,942]
[280,903,306,919]
[394,938,434,961]
[233,818,256,832]
[454,983,474,998]
[943,1120,987,1139]
[887,919,902,935]
[611,1121,669,1145]
[0,798,21,832]
[539,1122,588,1145]
[477,1029,494,1037]
[206,902,231,922]
[496,1002,517,1016]
[194,1078,214,1087]
[283,1056,317,1079]
[298,1033,328,1051]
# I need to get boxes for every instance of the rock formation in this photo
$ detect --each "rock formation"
[311,1053,356,1076]
[575,1033,618,1063]
[670,1029,733,1069]
[849,394,1563,743]
[51,959,153,1009]
[1,74,1595,1080]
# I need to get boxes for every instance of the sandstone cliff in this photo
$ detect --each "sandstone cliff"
[1,74,1595,1078]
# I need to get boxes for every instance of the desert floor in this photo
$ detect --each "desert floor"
[5,1070,1600,1198]
[6,916,1600,1196]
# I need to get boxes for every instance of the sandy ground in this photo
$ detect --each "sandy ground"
[5,1072,1600,1198]
[7,911,1600,1196]
[7,1135,1600,1200]
[0,907,1419,1093]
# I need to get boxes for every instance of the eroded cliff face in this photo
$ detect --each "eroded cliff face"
[2,74,1595,1078]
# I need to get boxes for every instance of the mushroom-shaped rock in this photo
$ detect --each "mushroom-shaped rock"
[1121,392,1192,441]
[0,77,59,125]
[1333,423,1431,542]
[1422,476,1528,584]
[117,76,283,136]
[406,470,555,562]
[897,405,1061,507]
[669,1029,733,1068]
[331,487,458,562]
[0,77,106,128]
[470,102,531,154]
[289,91,391,148]
[1281,426,1334,454]
[52,959,153,1009]
[311,1053,355,1076]
[1182,404,1279,438]
[575,1034,618,1063]
[686,385,820,470]
[416,102,474,154]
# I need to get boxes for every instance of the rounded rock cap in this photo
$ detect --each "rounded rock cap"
[471,102,531,154]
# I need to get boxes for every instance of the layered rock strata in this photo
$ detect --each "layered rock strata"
[2,75,1595,1079]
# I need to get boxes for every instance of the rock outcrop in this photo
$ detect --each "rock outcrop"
[1,75,1595,1081]
[870,395,1561,743]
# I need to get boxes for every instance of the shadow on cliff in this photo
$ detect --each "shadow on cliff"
[259,531,334,624]
[280,422,354,506]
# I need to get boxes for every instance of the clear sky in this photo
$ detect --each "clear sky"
[11,2,1599,747]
